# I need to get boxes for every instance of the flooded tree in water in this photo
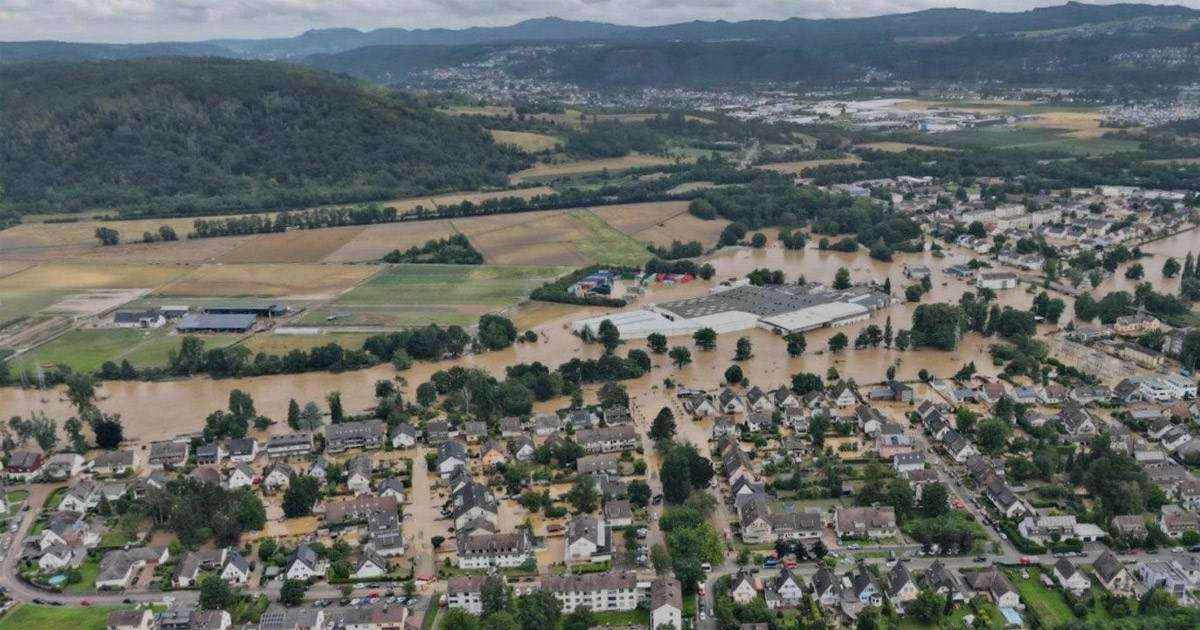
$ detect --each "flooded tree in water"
[298,401,324,430]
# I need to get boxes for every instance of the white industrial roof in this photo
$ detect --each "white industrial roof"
[759,301,868,333]
[571,308,698,339]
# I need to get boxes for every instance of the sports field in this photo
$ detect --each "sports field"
[27,328,243,372]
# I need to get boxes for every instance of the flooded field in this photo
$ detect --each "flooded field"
[1,242,1047,445]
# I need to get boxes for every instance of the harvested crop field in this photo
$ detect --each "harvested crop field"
[322,220,459,263]
[155,264,380,299]
[3,236,256,264]
[299,305,482,328]
[512,155,678,181]
[568,209,654,266]
[589,201,690,234]
[1017,111,1107,138]
[473,213,591,251]
[219,226,368,264]
[0,263,190,290]
[485,242,594,267]
[626,213,731,248]
[489,130,560,152]
[377,186,556,215]
[857,142,956,152]
[0,216,202,249]
[0,261,34,279]
[760,157,862,174]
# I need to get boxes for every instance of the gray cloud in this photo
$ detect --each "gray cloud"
[1,0,1197,42]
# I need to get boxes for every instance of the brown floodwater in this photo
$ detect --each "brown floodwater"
[0,243,1047,445]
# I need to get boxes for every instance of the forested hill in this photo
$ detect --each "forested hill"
[0,58,532,218]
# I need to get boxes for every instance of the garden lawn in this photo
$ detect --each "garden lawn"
[64,555,101,593]
[594,608,650,626]
[1011,567,1075,627]
[0,604,125,630]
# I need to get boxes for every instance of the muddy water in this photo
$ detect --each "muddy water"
[1,243,1043,445]
[1093,229,1195,296]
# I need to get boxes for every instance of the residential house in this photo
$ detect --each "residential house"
[746,413,774,433]
[963,568,1020,608]
[1112,515,1149,539]
[307,456,329,483]
[773,388,800,409]
[923,560,965,601]
[886,562,919,603]
[893,452,925,474]
[745,387,774,413]
[263,460,293,490]
[426,420,451,445]
[173,549,227,587]
[221,551,251,584]
[534,414,563,436]
[565,513,611,564]
[512,435,536,462]
[107,609,154,630]
[228,438,258,463]
[768,570,804,609]
[284,545,322,581]
[976,272,1018,290]
[457,530,533,569]
[481,440,508,469]
[351,551,389,579]
[651,578,683,630]
[195,445,223,466]
[576,426,638,453]
[730,570,759,604]
[943,430,979,462]
[604,500,634,527]
[1093,551,1135,594]
[450,480,498,531]
[228,463,255,490]
[811,567,842,607]
[463,421,488,443]
[603,406,634,426]
[851,562,884,607]
[325,420,385,454]
[91,450,140,476]
[95,546,169,590]
[718,389,746,414]
[1158,511,1200,538]
[834,506,897,539]
[541,572,641,613]
[437,441,469,479]
[568,409,598,429]
[712,416,737,438]
[265,432,313,459]
[830,381,857,407]
[446,576,486,613]
[378,477,406,502]
[45,453,86,478]
[1054,557,1091,595]
[978,382,1008,405]
[147,441,189,468]
[345,454,373,495]
[685,394,718,418]
[1136,561,1189,601]
[60,480,102,512]
[390,423,417,449]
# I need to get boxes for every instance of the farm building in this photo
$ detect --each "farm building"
[572,282,893,339]
[159,306,190,319]
[202,305,290,318]
[176,313,257,333]
[112,310,166,329]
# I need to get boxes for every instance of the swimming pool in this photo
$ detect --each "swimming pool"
[46,574,67,585]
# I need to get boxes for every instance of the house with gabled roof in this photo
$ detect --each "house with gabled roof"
[1093,550,1134,594]
[390,423,417,449]
[352,550,389,579]
[481,440,508,469]
[718,389,746,414]
[263,460,292,490]
[963,567,1020,608]
[285,544,322,580]
[685,394,718,418]
[345,454,373,495]
[1054,557,1091,594]
[745,386,773,413]
[712,415,737,438]
[221,551,251,584]
[886,562,919,603]
[830,381,857,407]
[923,559,965,601]
[773,387,800,409]
[512,435,536,461]
[730,570,759,604]
[378,477,406,502]
[811,566,841,607]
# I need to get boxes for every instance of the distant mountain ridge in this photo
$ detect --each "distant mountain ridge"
[1,3,1195,61]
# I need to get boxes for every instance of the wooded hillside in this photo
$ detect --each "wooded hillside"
[0,58,532,217]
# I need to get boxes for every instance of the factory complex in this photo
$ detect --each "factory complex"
[572,281,896,339]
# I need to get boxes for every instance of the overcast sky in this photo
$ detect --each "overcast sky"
[2,0,1196,43]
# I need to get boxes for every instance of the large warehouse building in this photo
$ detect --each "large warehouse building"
[573,282,894,339]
